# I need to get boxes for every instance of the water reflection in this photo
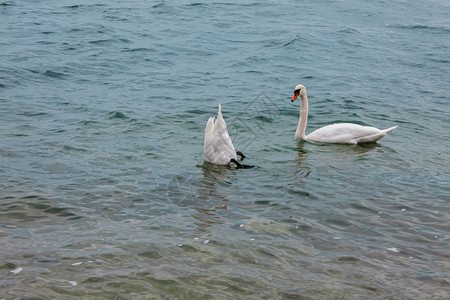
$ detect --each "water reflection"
[199,161,233,182]
[294,140,312,182]
[293,140,382,184]
[313,141,382,156]
[167,161,236,230]
[182,162,235,229]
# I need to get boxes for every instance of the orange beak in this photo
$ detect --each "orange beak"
[291,94,298,102]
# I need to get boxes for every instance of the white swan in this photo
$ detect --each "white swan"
[292,84,397,144]
[204,104,252,168]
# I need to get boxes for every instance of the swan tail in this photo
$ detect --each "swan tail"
[383,125,398,134]
[204,117,215,146]
[216,104,226,130]
[356,125,398,143]
[205,116,215,133]
[204,104,238,165]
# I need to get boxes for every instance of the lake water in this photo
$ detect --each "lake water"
[1,0,449,299]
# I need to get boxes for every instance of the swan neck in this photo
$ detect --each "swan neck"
[295,92,308,139]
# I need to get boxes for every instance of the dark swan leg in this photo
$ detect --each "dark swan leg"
[236,151,246,160]
[230,158,254,169]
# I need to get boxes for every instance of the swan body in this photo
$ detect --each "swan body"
[292,84,397,144]
[304,123,398,144]
[204,104,237,165]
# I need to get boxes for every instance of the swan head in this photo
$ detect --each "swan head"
[291,84,306,102]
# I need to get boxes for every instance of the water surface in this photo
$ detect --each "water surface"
[1,0,449,298]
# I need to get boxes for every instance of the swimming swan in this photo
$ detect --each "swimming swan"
[204,104,252,168]
[291,84,397,144]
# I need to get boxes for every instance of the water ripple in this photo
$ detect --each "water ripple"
[0,0,449,298]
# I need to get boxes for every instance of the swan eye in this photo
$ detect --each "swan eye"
[294,89,301,95]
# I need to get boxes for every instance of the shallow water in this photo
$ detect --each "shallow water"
[1,0,449,299]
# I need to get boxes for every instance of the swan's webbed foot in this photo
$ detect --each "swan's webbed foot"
[236,151,246,160]
[230,158,254,169]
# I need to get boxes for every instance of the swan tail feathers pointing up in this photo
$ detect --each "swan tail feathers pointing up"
[205,117,214,133]
[203,104,237,165]
[215,104,227,132]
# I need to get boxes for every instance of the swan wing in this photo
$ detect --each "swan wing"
[306,123,396,144]
[203,105,237,165]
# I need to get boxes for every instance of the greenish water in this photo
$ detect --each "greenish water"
[1,0,449,298]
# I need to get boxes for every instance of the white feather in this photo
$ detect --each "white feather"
[204,104,237,165]
[293,84,397,144]
[306,123,398,144]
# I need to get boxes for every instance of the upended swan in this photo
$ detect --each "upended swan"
[291,84,397,144]
[204,104,253,168]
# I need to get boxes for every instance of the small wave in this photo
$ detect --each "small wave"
[107,111,128,120]
[43,70,68,79]
[0,2,15,7]
[282,34,321,47]
[184,2,208,7]
[337,256,360,262]
[245,55,267,63]
[390,23,450,33]
[186,109,209,115]
[22,111,47,117]
[68,28,84,33]
[64,4,107,10]
[90,37,131,46]
[63,145,87,152]
[325,218,352,227]
[336,27,361,34]
[254,115,273,124]
[428,58,450,64]
[65,4,81,9]
[283,35,303,47]
[152,3,166,9]
[121,47,155,53]
[89,39,112,45]
[78,120,97,126]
